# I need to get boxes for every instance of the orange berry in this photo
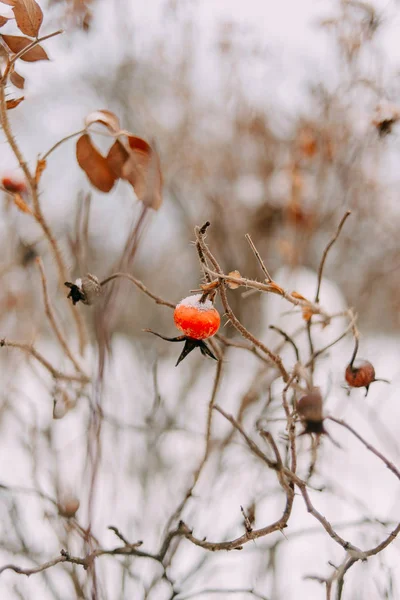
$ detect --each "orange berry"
[174,294,220,340]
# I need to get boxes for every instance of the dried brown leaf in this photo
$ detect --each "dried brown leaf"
[227,270,241,289]
[6,95,24,109]
[268,281,284,295]
[106,139,129,177]
[10,69,25,88]
[121,135,163,210]
[76,134,116,193]
[35,158,46,183]
[0,15,10,26]
[302,306,316,322]
[13,192,31,213]
[291,291,308,301]
[12,0,43,37]
[1,34,49,61]
[85,109,121,134]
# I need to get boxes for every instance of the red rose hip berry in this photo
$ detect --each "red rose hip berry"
[174,294,220,340]
[146,294,221,366]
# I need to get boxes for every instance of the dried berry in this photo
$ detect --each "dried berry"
[57,496,80,518]
[345,340,389,396]
[65,274,102,306]
[297,387,326,435]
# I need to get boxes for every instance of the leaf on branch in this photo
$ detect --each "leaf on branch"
[227,270,241,289]
[6,95,24,109]
[302,306,315,322]
[291,291,309,301]
[268,281,284,295]
[106,139,129,177]
[76,133,116,193]
[35,158,46,183]
[10,69,25,88]
[12,0,43,38]
[85,109,121,134]
[13,192,31,213]
[122,135,163,210]
[1,34,49,61]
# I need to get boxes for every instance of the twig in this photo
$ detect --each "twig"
[100,272,175,308]
[175,588,270,600]
[194,225,289,380]
[1,30,64,81]
[41,129,86,162]
[327,417,400,481]
[0,81,87,354]
[202,266,330,320]
[36,258,88,378]
[245,233,272,282]
[269,326,300,361]
[315,211,351,303]
[0,339,89,383]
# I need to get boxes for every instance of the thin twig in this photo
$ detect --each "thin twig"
[0,339,89,383]
[327,417,400,481]
[315,211,351,303]
[0,81,87,354]
[36,258,88,378]
[100,272,175,308]
[245,233,272,281]
[41,129,86,162]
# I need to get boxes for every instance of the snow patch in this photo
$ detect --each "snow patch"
[176,293,214,311]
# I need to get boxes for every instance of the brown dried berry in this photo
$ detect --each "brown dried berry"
[57,496,80,518]
[65,274,102,306]
[297,387,326,435]
[345,360,375,395]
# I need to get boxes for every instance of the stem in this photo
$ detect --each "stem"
[0,82,87,354]
[41,129,86,162]
[1,30,64,82]
[315,211,351,303]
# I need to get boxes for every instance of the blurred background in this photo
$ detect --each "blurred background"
[1,0,400,599]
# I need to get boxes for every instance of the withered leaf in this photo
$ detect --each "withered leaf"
[6,95,24,109]
[13,192,31,213]
[10,69,25,89]
[122,135,162,210]
[0,15,10,26]
[85,109,121,134]
[12,0,43,38]
[106,139,129,177]
[267,281,284,295]
[1,34,49,61]
[35,158,46,183]
[291,291,308,301]
[76,134,116,193]
[227,270,241,289]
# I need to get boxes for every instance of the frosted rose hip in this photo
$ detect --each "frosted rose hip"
[174,294,220,340]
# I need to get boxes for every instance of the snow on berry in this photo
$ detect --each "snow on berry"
[174,294,220,340]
